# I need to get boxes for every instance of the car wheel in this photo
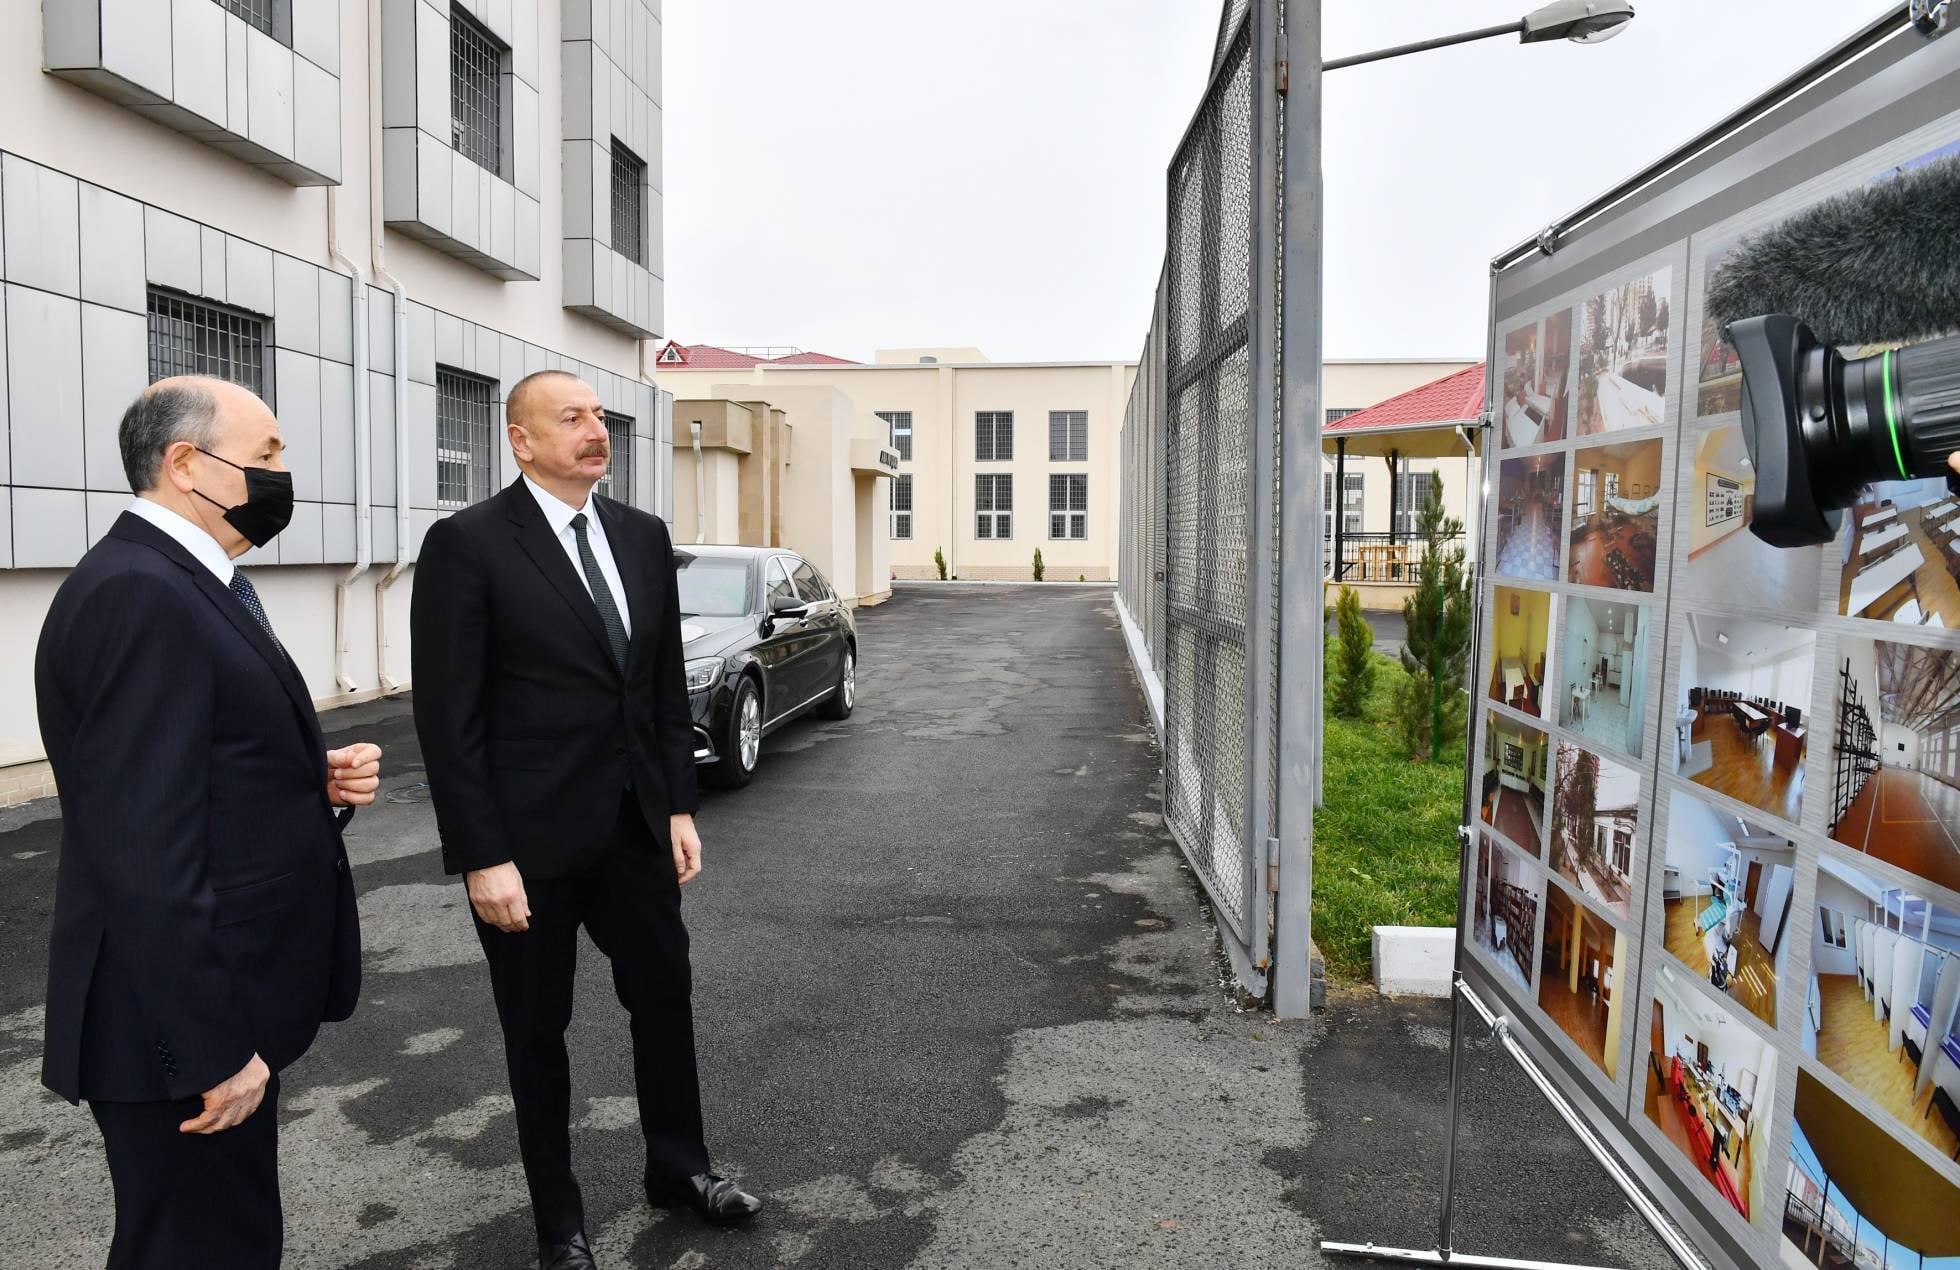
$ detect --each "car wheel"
[707,675,762,789]
[817,646,855,720]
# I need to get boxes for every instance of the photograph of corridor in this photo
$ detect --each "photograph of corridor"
[1828,638,1960,895]
[1568,439,1663,592]
[1538,883,1626,1080]
[1682,424,1824,613]
[1782,1073,1960,1269]
[1473,835,1543,992]
[1481,710,1550,855]
[1558,596,1650,760]
[1499,307,1573,448]
[1494,454,1565,582]
[1488,586,1554,718]
[1660,789,1795,1029]
[1674,613,1816,824]
[1836,480,1960,628]
[1549,742,1639,919]
[1576,267,1672,436]
[1645,965,1778,1224]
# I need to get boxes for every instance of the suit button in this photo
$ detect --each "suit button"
[335,857,347,873]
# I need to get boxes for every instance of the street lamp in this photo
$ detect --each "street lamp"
[1324,0,1635,71]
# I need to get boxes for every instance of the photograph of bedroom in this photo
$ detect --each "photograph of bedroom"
[1500,308,1574,449]
[1661,788,1795,1029]
[1645,965,1778,1223]
[1472,835,1542,991]
[1577,267,1671,436]
[1684,424,1823,613]
[1804,853,1960,1161]
[1782,1074,1960,1270]
[1568,439,1663,592]
[1829,638,1960,894]
[1837,478,1960,628]
[1489,587,1554,718]
[1675,613,1815,824]
[1550,742,1640,919]
[1538,882,1626,1078]
[1558,596,1651,759]
[1694,242,1743,417]
[1494,454,1565,582]
[1481,710,1550,854]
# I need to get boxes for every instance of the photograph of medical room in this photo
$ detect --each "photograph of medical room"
[1661,788,1796,1029]
[1550,742,1639,919]
[1805,852,1960,1161]
[1488,587,1553,719]
[1576,268,1672,437]
[1558,595,1651,759]
[1675,613,1815,824]
[1499,307,1573,449]
[1837,477,1960,628]
[1782,1074,1960,1270]
[1539,883,1626,1079]
[1481,710,1551,854]
[1830,637,1960,894]
[1568,439,1663,592]
[1473,835,1542,992]
[1683,423,1823,614]
[1646,964,1779,1223]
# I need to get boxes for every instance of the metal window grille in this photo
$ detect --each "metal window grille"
[600,411,635,504]
[436,367,497,509]
[877,411,913,461]
[974,474,1012,539]
[1392,468,1439,536]
[890,474,913,539]
[1048,410,1088,461]
[1325,407,1358,424]
[975,410,1013,462]
[1049,473,1087,540]
[450,7,504,175]
[146,288,269,397]
[610,141,646,266]
[216,0,277,38]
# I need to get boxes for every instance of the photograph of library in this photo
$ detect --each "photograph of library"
[1568,439,1663,592]
[1781,1073,1960,1270]
[1538,883,1626,1079]
[1804,853,1960,1161]
[1488,586,1554,718]
[1694,243,1744,418]
[1494,453,1565,582]
[1674,613,1816,824]
[1473,835,1542,991]
[1499,307,1573,448]
[1549,742,1640,918]
[1645,964,1779,1224]
[1558,595,1651,759]
[1837,478,1960,628]
[1481,711,1551,854]
[1683,424,1823,613]
[1829,637,1960,895]
[1576,266,1671,436]
[1661,788,1796,1029]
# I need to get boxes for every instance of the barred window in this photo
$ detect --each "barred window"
[1048,410,1087,462]
[450,7,505,176]
[1322,471,1364,539]
[975,474,1012,540]
[1048,474,1087,540]
[436,367,498,509]
[610,141,646,267]
[1393,468,1440,536]
[975,410,1013,462]
[1326,407,1359,425]
[890,474,913,540]
[147,288,270,398]
[215,0,279,39]
[877,410,913,461]
[599,411,635,504]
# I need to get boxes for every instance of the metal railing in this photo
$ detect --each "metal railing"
[1327,531,1466,583]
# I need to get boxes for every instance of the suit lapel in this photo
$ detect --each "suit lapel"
[596,496,652,671]
[506,481,620,674]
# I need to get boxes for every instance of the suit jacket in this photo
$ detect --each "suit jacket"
[36,513,360,1105]
[410,480,700,879]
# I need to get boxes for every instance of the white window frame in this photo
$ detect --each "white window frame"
[976,411,1014,463]
[890,473,914,540]
[878,410,913,462]
[1048,473,1087,540]
[1048,410,1087,462]
[975,474,1013,540]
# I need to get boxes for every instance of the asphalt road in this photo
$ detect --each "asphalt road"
[0,584,1666,1268]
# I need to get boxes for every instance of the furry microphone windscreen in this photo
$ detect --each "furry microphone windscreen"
[1704,152,1960,347]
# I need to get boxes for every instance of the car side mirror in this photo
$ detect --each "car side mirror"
[768,594,810,620]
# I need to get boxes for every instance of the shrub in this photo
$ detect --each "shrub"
[934,547,948,580]
[1032,548,1045,581]
[1396,493,1472,762]
[1330,586,1375,718]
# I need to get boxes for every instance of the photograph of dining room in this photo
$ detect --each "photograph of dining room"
[1558,596,1651,759]
[1549,742,1640,919]
[1661,788,1795,1030]
[1644,964,1778,1223]
[1682,424,1824,612]
[1837,477,1960,628]
[1472,834,1542,991]
[1674,612,1815,824]
[1500,308,1574,448]
[1781,1074,1960,1270]
[1804,851,1960,1162]
[1577,266,1672,436]
[1694,240,1743,417]
[1488,587,1554,718]
[1494,454,1566,582]
[1538,883,1626,1079]
[1828,637,1960,895]
[1481,710,1551,854]
[1568,439,1663,592]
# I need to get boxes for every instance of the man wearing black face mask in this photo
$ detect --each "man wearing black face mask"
[34,375,382,1269]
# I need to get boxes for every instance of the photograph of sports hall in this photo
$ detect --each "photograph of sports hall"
[1804,853,1960,1161]
[1494,453,1565,582]
[1558,595,1651,759]
[1473,835,1542,991]
[1568,439,1663,592]
[1675,613,1816,824]
[1499,307,1573,448]
[1683,423,1824,613]
[1550,742,1640,919]
[1661,788,1796,1029]
[1837,478,1960,629]
[1539,882,1626,1079]
[1576,266,1671,436]
[1481,711,1550,854]
[1488,586,1554,719]
[1694,243,1744,418]
[1781,1073,1960,1270]
[1829,637,1960,895]
[1645,964,1779,1223]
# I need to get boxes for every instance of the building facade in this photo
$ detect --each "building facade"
[1319,358,1482,562]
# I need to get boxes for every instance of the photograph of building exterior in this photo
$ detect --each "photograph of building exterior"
[1682,423,1823,613]
[1576,267,1670,437]
[1661,789,1795,1029]
[1674,613,1815,824]
[1481,709,1550,856]
[1499,307,1572,448]
[1836,479,1960,628]
[1694,241,1743,418]
[1494,453,1565,582]
[1568,439,1662,592]
[1645,964,1778,1224]
[1539,882,1625,1079]
[1558,596,1650,760]
[1781,1074,1960,1270]
[1473,834,1542,992]
[1549,742,1639,919]
[1829,637,1960,894]
[1488,585,1553,719]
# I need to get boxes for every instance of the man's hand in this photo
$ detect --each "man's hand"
[466,861,531,932]
[180,1053,270,1134]
[326,743,384,807]
[671,814,702,885]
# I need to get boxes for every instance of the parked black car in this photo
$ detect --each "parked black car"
[675,545,857,788]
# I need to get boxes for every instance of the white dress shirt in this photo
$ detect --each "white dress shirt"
[126,497,234,585]
[524,475,632,638]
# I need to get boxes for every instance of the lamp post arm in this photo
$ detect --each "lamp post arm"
[1323,20,1524,71]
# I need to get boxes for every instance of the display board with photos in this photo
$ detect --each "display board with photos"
[1469,21,1960,1270]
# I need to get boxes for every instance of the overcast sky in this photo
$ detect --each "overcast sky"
[664,1,1889,364]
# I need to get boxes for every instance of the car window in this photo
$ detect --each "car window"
[764,558,797,608]
[791,561,828,602]
[675,555,752,617]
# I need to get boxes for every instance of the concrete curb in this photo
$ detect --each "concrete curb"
[892,579,1117,589]
[1112,594,1165,743]
[1372,926,1455,997]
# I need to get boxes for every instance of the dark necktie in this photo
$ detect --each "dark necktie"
[228,571,284,653]
[571,513,629,673]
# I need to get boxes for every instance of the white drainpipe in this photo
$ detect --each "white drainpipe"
[690,419,706,543]
[326,186,371,695]
[368,0,413,694]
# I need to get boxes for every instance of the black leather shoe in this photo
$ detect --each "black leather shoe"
[539,1230,597,1270]
[648,1172,762,1225]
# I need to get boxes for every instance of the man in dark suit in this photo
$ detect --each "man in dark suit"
[412,370,760,1270]
[35,376,382,1269]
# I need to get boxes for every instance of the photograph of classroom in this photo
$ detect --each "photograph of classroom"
[1473,835,1542,991]
[1576,267,1672,436]
[1837,479,1960,628]
[1694,243,1744,417]
[1661,788,1795,1029]
[1829,637,1960,895]
[1683,424,1823,613]
[1494,453,1565,582]
[1568,439,1663,592]
[1550,742,1640,918]
[1804,853,1960,1161]
[1488,587,1554,718]
[1481,711,1551,854]
[1558,596,1651,759]
[1499,307,1573,448]
[1675,613,1815,824]
[1782,1074,1960,1270]
[1645,964,1778,1223]
[1539,883,1626,1079]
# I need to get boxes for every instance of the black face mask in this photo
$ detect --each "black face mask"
[193,447,295,548]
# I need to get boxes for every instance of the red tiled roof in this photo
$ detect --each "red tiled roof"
[657,342,857,369]
[1327,363,1485,433]
[770,351,858,366]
